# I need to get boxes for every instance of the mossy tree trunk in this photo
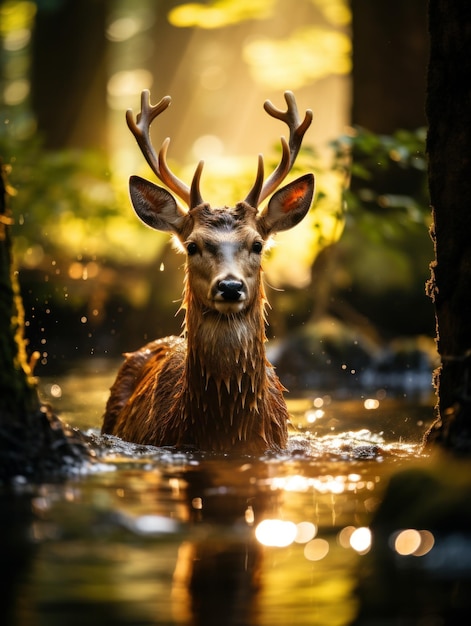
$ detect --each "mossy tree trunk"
[0,168,39,416]
[0,165,85,482]
[425,0,471,451]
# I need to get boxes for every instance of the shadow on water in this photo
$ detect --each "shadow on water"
[1,362,471,626]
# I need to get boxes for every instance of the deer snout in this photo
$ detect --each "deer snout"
[211,276,247,312]
[216,278,245,301]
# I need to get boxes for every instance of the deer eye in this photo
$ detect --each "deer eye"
[186,242,198,256]
[251,240,263,254]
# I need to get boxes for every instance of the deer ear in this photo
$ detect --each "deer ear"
[129,175,187,233]
[258,173,315,235]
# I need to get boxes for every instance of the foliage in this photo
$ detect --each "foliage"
[330,126,432,299]
[333,126,429,225]
[0,134,166,268]
[0,164,87,482]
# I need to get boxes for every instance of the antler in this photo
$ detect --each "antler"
[245,91,313,208]
[126,90,204,208]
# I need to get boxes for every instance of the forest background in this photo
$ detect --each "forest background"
[0,0,432,391]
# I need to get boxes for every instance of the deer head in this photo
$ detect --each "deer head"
[126,91,315,317]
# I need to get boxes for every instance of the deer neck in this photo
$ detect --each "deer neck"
[181,279,269,426]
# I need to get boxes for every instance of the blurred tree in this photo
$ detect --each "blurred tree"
[425,0,471,451]
[351,0,428,132]
[293,0,433,354]
[0,164,86,482]
[328,126,434,338]
[31,0,108,149]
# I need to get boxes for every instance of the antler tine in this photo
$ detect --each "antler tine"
[125,91,169,179]
[190,160,205,208]
[157,138,191,205]
[126,90,195,207]
[244,154,265,209]
[245,91,313,207]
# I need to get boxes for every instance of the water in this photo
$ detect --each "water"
[3,361,471,626]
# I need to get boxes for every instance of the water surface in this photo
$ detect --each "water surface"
[5,362,467,626]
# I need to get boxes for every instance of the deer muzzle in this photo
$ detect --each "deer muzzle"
[211,276,247,313]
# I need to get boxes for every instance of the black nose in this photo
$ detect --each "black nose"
[218,279,244,301]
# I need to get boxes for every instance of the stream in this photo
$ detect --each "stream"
[2,360,471,626]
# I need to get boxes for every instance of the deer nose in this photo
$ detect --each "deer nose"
[217,278,245,301]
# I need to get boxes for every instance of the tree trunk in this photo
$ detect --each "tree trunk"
[0,164,86,482]
[351,0,428,132]
[0,169,38,417]
[424,0,471,451]
[31,0,108,149]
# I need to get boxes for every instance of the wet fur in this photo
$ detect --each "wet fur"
[102,178,314,454]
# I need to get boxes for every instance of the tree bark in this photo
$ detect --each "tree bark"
[424,0,471,451]
[0,164,86,482]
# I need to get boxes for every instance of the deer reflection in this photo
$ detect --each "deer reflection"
[170,463,278,626]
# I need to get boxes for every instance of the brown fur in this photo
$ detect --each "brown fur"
[102,204,292,453]
[102,92,315,454]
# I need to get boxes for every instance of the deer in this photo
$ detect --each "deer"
[101,90,315,454]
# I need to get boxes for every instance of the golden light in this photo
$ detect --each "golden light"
[243,26,351,90]
[268,473,369,495]
[168,0,275,29]
[22,244,44,269]
[306,409,325,423]
[304,538,330,561]
[68,261,85,280]
[3,79,30,105]
[85,261,100,279]
[191,497,203,510]
[349,527,372,553]
[245,505,255,525]
[347,473,362,483]
[337,525,356,548]
[271,474,310,492]
[364,398,380,410]
[0,1,36,35]
[106,17,142,42]
[393,529,435,557]
[394,529,421,556]
[192,134,225,161]
[255,519,298,547]
[49,384,62,399]
[3,27,30,51]
[107,69,153,105]
[199,65,227,91]
[133,515,177,535]
[319,0,351,26]
[295,521,317,544]
[413,530,435,557]
[264,170,345,288]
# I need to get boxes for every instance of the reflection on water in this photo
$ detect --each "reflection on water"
[2,363,471,625]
